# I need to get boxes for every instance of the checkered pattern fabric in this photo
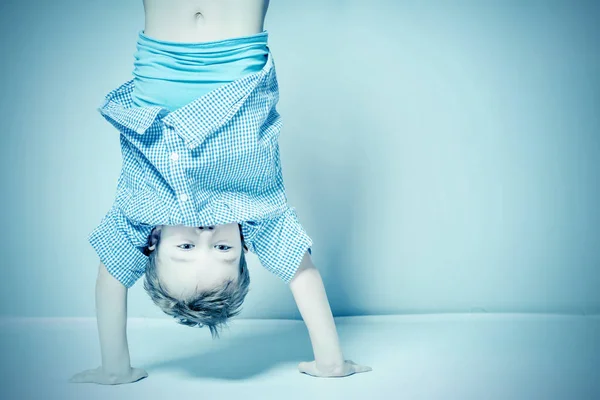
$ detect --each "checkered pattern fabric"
[88,49,313,288]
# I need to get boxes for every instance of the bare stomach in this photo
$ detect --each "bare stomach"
[143,0,270,42]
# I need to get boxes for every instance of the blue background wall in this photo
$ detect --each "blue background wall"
[0,0,598,319]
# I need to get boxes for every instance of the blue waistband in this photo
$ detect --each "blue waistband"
[131,30,269,111]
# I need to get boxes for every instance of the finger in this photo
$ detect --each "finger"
[132,368,149,382]
[298,361,317,376]
[297,361,310,374]
[69,369,95,383]
[69,373,84,383]
[354,364,373,373]
[345,360,372,374]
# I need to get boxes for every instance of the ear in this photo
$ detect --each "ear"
[147,226,163,251]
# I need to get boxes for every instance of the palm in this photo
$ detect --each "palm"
[298,360,372,378]
[69,366,148,385]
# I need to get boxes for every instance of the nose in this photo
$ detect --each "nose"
[199,226,215,230]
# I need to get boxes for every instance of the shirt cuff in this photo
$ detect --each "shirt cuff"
[88,208,148,288]
[250,206,313,284]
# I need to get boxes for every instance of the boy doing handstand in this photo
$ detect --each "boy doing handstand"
[71,0,371,384]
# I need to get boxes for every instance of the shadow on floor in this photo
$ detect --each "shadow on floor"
[141,323,314,380]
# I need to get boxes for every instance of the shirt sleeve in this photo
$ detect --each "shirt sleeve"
[88,205,150,288]
[247,206,314,284]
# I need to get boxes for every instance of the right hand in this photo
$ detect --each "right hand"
[69,366,148,385]
[298,359,372,378]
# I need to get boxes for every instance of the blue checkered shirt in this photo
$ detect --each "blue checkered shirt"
[88,49,313,288]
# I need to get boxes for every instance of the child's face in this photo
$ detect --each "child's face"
[151,223,247,298]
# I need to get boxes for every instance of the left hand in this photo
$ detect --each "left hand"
[69,366,148,385]
[298,360,372,378]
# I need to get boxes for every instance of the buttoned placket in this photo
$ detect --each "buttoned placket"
[162,122,196,225]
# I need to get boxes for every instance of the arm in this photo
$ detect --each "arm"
[96,262,133,375]
[289,251,372,377]
[289,252,345,370]
[69,263,147,385]
[246,207,371,376]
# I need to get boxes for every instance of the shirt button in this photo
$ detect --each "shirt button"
[170,152,179,161]
[179,193,188,202]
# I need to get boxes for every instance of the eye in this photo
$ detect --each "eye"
[216,245,232,251]
[177,244,194,250]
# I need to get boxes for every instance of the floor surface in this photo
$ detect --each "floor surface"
[0,314,598,400]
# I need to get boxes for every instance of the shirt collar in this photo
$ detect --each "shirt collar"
[98,83,166,135]
[98,49,274,150]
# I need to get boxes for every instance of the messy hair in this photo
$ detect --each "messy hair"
[142,225,251,339]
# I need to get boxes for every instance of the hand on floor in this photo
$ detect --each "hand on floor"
[69,366,148,385]
[298,360,372,378]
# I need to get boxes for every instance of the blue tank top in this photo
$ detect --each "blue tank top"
[131,30,269,111]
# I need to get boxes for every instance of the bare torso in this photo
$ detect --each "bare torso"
[143,0,270,42]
